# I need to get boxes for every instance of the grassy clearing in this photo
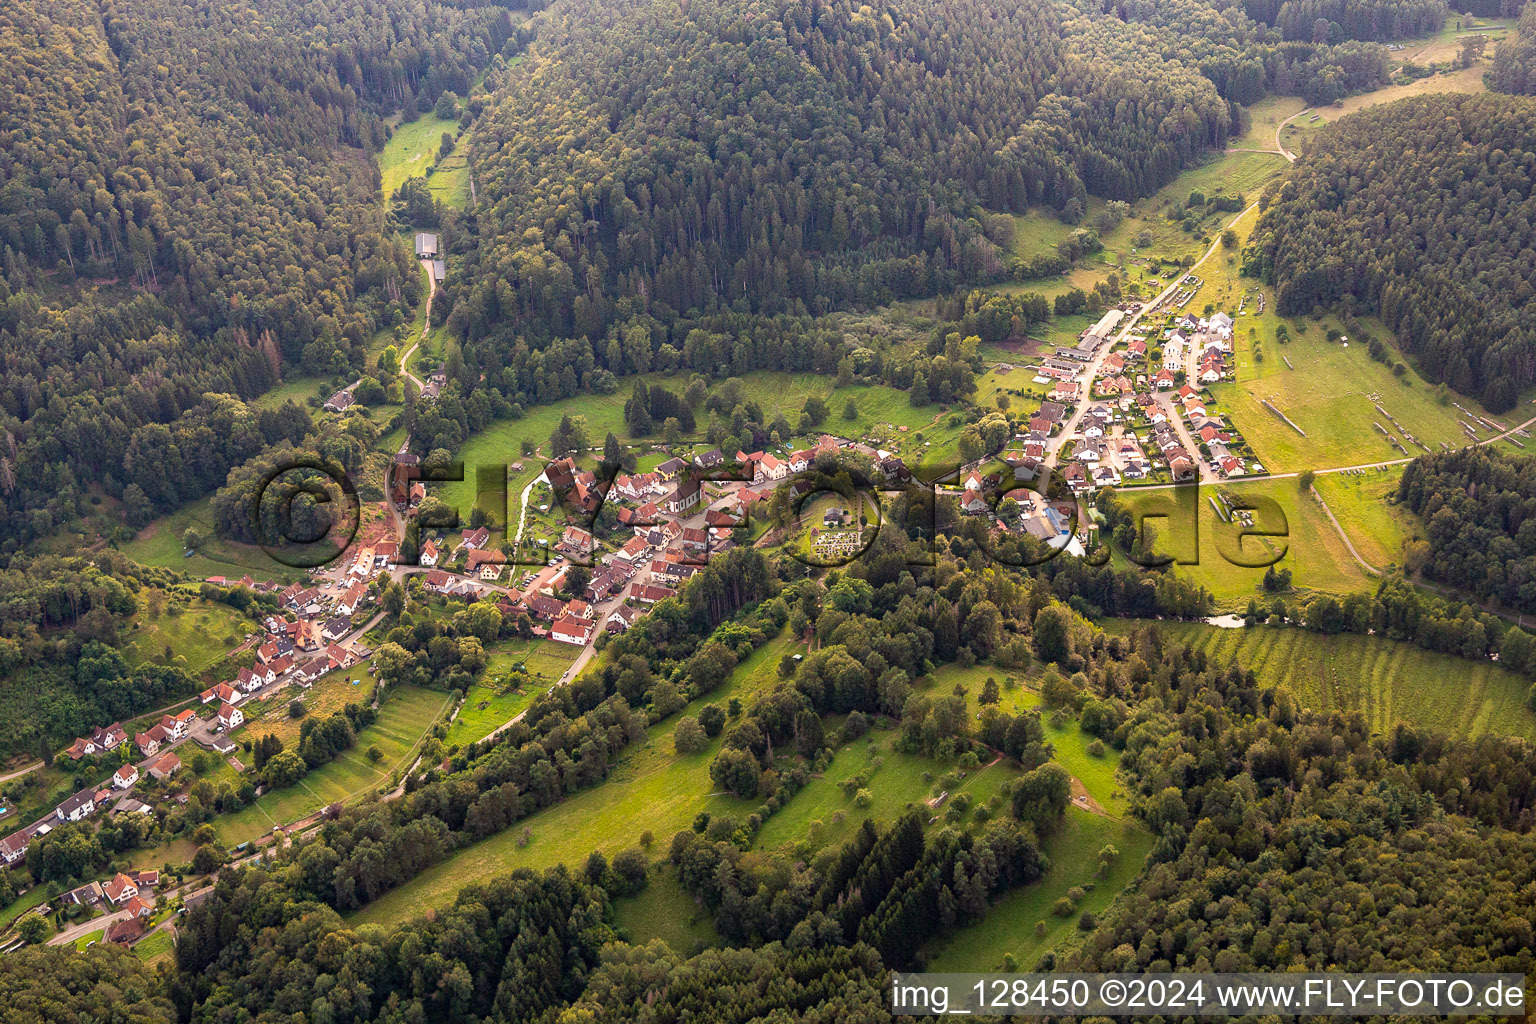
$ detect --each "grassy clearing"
[132,928,175,963]
[754,740,1018,855]
[1314,466,1421,570]
[249,374,330,412]
[378,113,462,201]
[349,635,800,927]
[923,663,1130,815]
[610,863,719,954]
[1231,94,1308,151]
[213,685,452,847]
[1282,65,1489,156]
[1100,151,1288,269]
[120,596,251,673]
[923,808,1154,971]
[120,496,307,584]
[1004,208,1079,262]
[1104,620,1536,742]
[1114,478,1373,609]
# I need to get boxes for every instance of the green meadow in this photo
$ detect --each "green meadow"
[1113,478,1374,608]
[924,808,1154,971]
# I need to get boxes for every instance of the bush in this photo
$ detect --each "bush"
[673,716,708,755]
[853,788,873,808]
[609,847,649,895]
[698,704,726,737]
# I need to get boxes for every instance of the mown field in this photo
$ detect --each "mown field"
[1112,478,1373,608]
[1103,620,1536,742]
[213,685,452,847]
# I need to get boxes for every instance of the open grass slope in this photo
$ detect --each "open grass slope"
[1114,478,1373,609]
[119,496,308,584]
[1194,205,1494,474]
[213,684,452,847]
[987,150,1289,365]
[610,862,720,954]
[349,634,801,927]
[1313,466,1421,571]
[378,112,462,202]
[1105,620,1536,743]
[120,594,251,674]
[923,807,1153,972]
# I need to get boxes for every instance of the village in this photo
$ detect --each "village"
[994,300,1266,497]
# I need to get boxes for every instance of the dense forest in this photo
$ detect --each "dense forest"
[1265,0,1448,41]
[443,0,1231,348]
[1245,92,1536,410]
[0,0,522,550]
[1397,447,1536,613]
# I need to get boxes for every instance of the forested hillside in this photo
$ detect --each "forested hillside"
[444,0,1232,350]
[1397,447,1536,613]
[0,0,516,549]
[1245,93,1536,411]
[1252,0,1448,41]
[1062,0,1392,105]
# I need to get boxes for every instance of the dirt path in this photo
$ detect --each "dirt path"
[399,262,431,392]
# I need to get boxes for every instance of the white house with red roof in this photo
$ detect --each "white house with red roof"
[218,703,244,731]
[112,764,139,790]
[550,614,594,646]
